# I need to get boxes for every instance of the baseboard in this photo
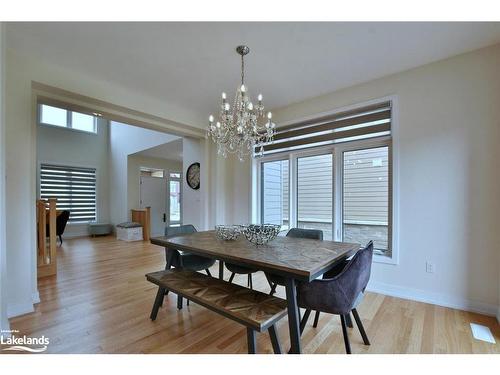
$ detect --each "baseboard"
[7,300,34,319]
[367,280,498,317]
[32,291,40,304]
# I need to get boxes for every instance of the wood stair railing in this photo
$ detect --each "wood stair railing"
[36,198,57,278]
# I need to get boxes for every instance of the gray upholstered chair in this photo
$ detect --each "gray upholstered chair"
[164,225,216,309]
[267,228,324,294]
[225,263,259,290]
[297,241,373,354]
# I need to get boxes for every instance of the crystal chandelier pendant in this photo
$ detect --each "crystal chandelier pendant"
[207,45,275,161]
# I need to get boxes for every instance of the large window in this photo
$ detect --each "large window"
[40,164,97,223]
[257,101,394,259]
[39,104,98,134]
[261,160,289,230]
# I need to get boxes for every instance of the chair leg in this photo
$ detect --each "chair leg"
[340,314,352,354]
[346,312,353,328]
[352,308,370,345]
[205,268,212,277]
[150,287,166,321]
[187,299,190,306]
[249,274,253,290]
[268,325,282,354]
[58,235,63,245]
[300,309,311,335]
[247,274,251,288]
[177,294,183,310]
[269,282,277,296]
[313,311,320,328]
[228,272,235,283]
[247,328,257,354]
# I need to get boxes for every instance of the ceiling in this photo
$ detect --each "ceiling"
[7,22,500,124]
[135,138,183,161]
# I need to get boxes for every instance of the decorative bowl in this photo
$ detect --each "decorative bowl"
[215,225,242,241]
[242,224,281,245]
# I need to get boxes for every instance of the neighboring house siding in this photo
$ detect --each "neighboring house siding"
[297,154,333,222]
[262,161,283,225]
[343,147,388,225]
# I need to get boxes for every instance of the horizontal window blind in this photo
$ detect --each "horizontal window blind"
[257,101,391,155]
[40,164,97,223]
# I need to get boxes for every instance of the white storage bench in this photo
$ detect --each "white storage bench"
[116,222,143,242]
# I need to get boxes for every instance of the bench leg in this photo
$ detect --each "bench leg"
[268,325,282,354]
[247,328,257,354]
[150,287,166,321]
[218,260,224,280]
[228,272,235,283]
[269,282,277,296]
[177,294,183,310]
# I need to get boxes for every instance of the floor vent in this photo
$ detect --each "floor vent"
[470,323,496,344]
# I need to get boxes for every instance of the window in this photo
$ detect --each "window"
[261,160,289,230]
[39,104,98,134]
[297,154,333,240]
[257,100,394,259]
[40,164,97,223]
[140,167,164,178]
[169,172,182,225]
[343,146,390,254]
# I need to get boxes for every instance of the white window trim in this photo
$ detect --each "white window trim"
[38,104,98,135]
[252,95,399,265]
[167,172,183,226]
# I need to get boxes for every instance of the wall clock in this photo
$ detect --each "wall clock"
[186,162,200,190]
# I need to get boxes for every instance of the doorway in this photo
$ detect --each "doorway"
[140,168,182,236]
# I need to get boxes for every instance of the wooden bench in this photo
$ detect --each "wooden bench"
[146,269,288,354]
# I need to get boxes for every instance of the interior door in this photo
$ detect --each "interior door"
[140,176,167,236]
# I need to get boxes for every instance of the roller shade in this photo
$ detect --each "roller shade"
[40,164,97,223]
[256,101,392,155]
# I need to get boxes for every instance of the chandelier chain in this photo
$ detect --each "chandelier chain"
[241,54,244,85]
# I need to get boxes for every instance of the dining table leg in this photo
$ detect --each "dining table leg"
[218,260,224,280]
[284,277,302,354]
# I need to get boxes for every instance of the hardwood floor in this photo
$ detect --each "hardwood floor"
[5,235,500,354]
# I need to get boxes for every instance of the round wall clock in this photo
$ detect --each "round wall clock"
[186,162,200,190]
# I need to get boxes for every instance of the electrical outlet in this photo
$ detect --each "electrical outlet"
[426,261,435,273]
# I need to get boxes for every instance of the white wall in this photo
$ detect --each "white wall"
[266,44,500,315]
[109,121,179,226]
[127,154,182,213]
[3,46,200,317]
[182,137,204,230]
[37,118,109,238]
[0,22,10,333]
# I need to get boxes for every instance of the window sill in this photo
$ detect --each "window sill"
[373,252,398,265]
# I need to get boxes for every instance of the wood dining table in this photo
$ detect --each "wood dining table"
[150,230,359,354]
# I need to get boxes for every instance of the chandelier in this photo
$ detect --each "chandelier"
[207,45,275,161]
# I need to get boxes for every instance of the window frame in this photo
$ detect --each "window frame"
[253,97,399,264]
[38,104,98,135]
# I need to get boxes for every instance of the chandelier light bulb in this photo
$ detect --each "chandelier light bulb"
[224,103,230,111]
[247,102,254,111]
[258,94,263,102]
[240,84,246,93]
[209,115,214,123]
[222,92,227,100]
[216,121,221,128]
[267,112,272,120]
